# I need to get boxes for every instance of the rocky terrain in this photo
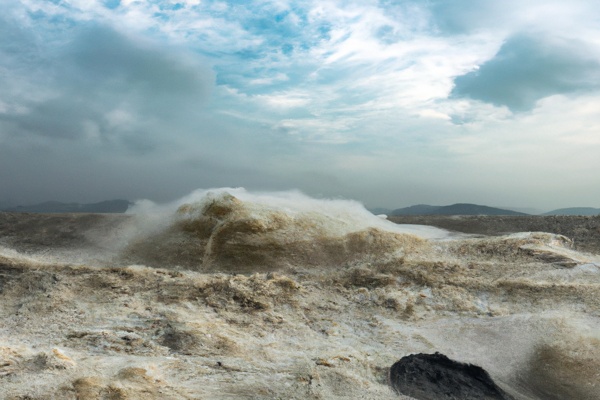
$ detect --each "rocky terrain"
[0,190,599,399]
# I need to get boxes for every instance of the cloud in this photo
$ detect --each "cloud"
[2,0,600,211]
[425,0,511,34]
[451,34,600,111]
[0,23,213,150]
[425,0,597,36]
[69,26,209,98]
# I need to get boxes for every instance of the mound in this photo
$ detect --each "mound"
[121,192,426,272]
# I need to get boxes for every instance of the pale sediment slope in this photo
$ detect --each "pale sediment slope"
[0,190,599,399]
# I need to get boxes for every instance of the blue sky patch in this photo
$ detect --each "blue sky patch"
[103,0,120,10]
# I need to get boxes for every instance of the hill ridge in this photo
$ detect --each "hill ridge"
[543,207,600,216]
[389,203,527,216]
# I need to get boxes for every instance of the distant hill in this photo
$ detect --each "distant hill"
[391,203,528,216]
[2,199,132,213]
[543,207,600,216]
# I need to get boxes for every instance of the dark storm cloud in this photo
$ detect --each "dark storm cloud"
[69,26,208,98]
[3,98,97,140]
[451,34,600,111]
[0,24,212,149]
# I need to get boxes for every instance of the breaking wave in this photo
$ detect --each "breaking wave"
[120,188,445,272]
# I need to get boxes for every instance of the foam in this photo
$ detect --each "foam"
[0,246,47,267]
[127,187,453,239]
[120,189,434,271]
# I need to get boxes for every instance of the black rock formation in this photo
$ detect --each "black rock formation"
[389,352,514,400]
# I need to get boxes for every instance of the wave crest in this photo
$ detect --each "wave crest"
[122,190,427,272]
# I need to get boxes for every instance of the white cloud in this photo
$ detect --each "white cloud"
[275,117,356,142]
[249,73,289,85]
[105,108,136,129]
[441,94,600,175]
[257,92,311,109]
[417,109,451,120]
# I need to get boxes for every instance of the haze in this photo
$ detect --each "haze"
[1,0,600,210]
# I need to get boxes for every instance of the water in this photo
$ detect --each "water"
[0,188,598,399]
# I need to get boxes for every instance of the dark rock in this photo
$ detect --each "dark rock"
[389,352,514,400]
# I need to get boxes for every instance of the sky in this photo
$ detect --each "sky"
[1,0,600,211]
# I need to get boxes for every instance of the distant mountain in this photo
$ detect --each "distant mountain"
[543,207,600,216]
[434,203,528,216]
[391,203,528,216]
[2,199,132,213]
